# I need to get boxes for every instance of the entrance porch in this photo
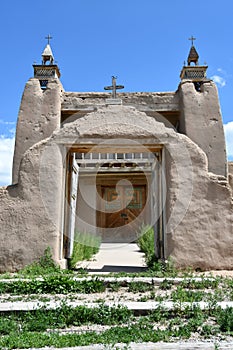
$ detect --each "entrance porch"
[62,145,166,263]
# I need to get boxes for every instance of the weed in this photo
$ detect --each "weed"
[0,276,106,294]
[69,231,101,269]
[180,278,219,290]
[0,304,133,336]
[108,282,121,292]
[18,247,61,276]
[136,225,156,268]
[171,286,205,302]
[128,282,153,293]
[160,279,173,290]
[215,307,233,332]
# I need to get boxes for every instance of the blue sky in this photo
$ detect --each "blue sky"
[0,0,233,185]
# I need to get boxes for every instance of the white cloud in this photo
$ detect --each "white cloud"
[211,75,226,87]
[217,68,226,75]
[0,119,15,125]
[0,136,15,186]
[224,121,233,160]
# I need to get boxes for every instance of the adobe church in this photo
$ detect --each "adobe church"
[0,38,232,272]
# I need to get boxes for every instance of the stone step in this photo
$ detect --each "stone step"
[0,300,232,312]
[0,276,215,285]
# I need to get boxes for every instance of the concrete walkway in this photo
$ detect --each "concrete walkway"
[77,243,147,272]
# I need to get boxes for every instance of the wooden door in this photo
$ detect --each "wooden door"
[102,185,146,230]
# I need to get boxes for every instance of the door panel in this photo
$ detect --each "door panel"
[102,185,146,229]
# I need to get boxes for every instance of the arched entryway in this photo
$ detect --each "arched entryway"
[62,143,166,265]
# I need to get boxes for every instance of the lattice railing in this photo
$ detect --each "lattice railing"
[34,69,55,78]
[184,69,206,79]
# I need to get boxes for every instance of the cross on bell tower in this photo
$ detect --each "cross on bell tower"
[33,35,61,89]
[45,34,52,45]
[189,35,196,46]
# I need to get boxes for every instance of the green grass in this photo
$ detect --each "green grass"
[0,276,106,294]
[0,304,132,335]
[69,231,101,269]
[0,306,232,349]
[136,225,155,268]
[0,240,232,348]
[136,225,177,276]
[15,247,62,277]
[0,274,232,348]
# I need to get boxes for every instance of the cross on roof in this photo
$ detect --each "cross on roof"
[45,34,52,45]
[189,36,196,46]
[104,76,124,98]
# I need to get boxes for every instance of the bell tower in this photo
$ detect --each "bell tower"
[180,36,208,90]
[179,37,227,176]
[12,36,63,184]
[33,35,61,89]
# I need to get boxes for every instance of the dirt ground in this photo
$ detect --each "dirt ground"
[199,270,233,278]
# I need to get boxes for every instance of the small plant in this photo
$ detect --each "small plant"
[160,279,173,290]
[171,286,205,302]
[136,225,156,268]
[128,282,153,293]
[216,307,233,332]
[18,247,60,276]
[69,231,101,269]
[108,282,121,292]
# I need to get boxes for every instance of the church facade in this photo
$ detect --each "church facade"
[0,40,232,271]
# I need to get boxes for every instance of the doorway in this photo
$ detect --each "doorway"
[63,146,166,259]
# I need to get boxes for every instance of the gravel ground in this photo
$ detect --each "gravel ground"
[16,341,233,350]
[200,270,233,278]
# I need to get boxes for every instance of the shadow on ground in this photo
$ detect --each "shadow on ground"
[80,265,148,273]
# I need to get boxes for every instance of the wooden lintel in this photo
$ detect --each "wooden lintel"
[67,144,163,154]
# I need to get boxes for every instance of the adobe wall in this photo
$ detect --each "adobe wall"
[61,91,179,113]
[179,80,227,177]
[1,105,232,271]
[12,78,63,184]
[55,105,233,270]
[229,162,233,192]
[0,139,64,272]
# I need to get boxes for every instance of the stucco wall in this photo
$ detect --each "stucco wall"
[228,162,233,192]
[0,105,232,271]
[0,140,64,272]
[12,78,63,184]
[53,105,233,270]
[179,80,227,177]
[61,91,179,113]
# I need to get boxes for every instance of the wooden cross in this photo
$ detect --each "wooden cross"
[45,34,52,45]
[104,76,124,98]
[189,36,196,46]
